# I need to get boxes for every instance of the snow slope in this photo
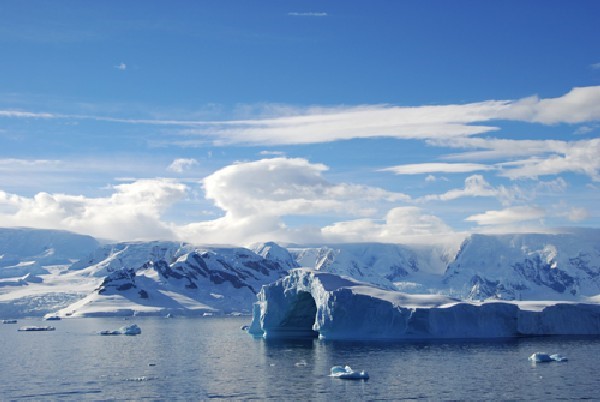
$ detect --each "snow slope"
[443,230,600,301]
[56,242,291,317]
[0,228,99,267]
[288,243,453,292]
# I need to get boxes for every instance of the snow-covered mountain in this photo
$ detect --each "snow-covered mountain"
[443,229,600,301]
[287,243,453,291]
[1,227,599,318]
[0,228,99,267]
[59,242,291,317]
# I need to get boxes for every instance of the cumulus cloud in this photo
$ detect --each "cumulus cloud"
[115,62,127,70]
[465,206,545,226]
[202,157,409,219]
[421,175,526,205]
[382,162,492,175]
[0,179,187,241]
[167,158,198,173]
[177,158,412,244]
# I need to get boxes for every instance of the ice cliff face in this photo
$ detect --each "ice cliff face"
[443,230,600,301]
[249,269,600,340]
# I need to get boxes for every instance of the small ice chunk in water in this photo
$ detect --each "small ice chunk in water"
[550,354,568,362]
[100,324,141,336]
[528,352,568,362]
[330,365,369,380]
[528,352,553,362]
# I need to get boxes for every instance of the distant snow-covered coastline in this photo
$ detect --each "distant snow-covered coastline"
[1,228,599,331]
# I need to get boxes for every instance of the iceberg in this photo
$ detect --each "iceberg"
[550,354,568,362]
[100,324,142,336]
[18,326,56,332]
[249,269,600,340]
[528,352,553,362]
[330,366,369,380]
[528,352,568,362]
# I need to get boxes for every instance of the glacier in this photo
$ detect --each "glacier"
[249,269,600,340]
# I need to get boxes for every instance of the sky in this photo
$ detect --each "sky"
[1,1,600,247]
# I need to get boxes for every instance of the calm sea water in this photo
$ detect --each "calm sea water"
[1,317,599,400]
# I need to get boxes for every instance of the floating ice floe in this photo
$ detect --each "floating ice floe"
[100,324,142,336]
[330,366,369,380]
[18,326,56,332]
[2,319,17,324]
[528,352,568,362]
[550,354,568,362]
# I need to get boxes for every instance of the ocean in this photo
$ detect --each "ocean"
[1,316,599,400]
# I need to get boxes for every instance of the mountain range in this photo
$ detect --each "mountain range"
[1,227,598,318]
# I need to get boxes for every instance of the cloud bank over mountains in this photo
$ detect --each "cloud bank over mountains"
[1,86,599,245]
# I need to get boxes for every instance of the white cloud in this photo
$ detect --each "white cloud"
[499,86,600,124]
[0,110,56,118]
[564,207,590,222]
[0,158,415,245]
[421,175,526,205]
[115,62,127,70]
[382,162,492,175]
[425,175,448,182]
[0,179,187,241]
[498,138,600,181]
[574,125,595,135]
[3,86,600,149]
[180,103,504,145]
[0,158,62,171]
[465,206,545,226]
[259,150,286,156]
[288,12,328,17]
[435,138,600,182]
[321,206,457,245]
[591,62,600,70]
[178,158,412,244]
[167,158,198,173]
[202,157,409,219]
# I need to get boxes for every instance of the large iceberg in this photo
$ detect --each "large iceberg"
[249,269,600,340]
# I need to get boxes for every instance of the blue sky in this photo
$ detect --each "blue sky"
[1,1,599,246]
